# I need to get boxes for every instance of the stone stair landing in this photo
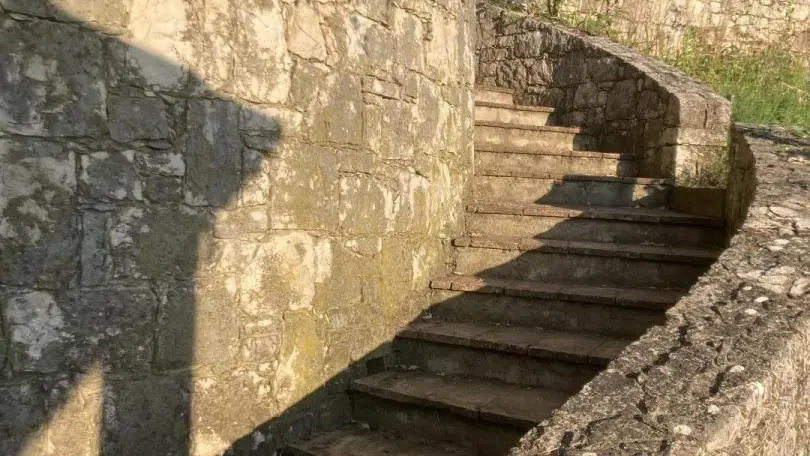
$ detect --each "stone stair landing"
[285,85,724,455]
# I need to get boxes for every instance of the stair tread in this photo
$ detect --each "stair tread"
[476,120,582,134]
[476,144,634,160]
[430,275,683,309]
[474,168,672,184]
[475,101,554,113]
[467,201,725,227]
[352,370,570,428]
[453,235,721,263]
[400,321,631,365]
[475,85,514,94]
[287,426,473,456]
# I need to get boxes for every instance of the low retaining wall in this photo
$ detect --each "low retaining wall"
[511,125,810,455]
[476,3,732,186]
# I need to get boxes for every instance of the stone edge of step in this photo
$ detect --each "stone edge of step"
[473,170,673,185]
[452,236,721,264]
[475,120,583,134]
[475,145,635,160]
[475,85,514,94]
[466,202,725,227]
[475,101,555,113]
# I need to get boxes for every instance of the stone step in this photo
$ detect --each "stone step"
[427,276,676,337]
[475,121,598,153]
[474,102,553,125]
[286,426,473,456]
[474,85,514,105]
[350,370,569,454]
[452,236,719,289]
[472,174,673,208]
[466,202,726,248]
[475,147,637,178]
[396,321,628,390]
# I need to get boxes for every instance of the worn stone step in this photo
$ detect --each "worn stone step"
[475,148,637,178]
[474,85,514,105]
[472,174,673,208]
[426,276,675,337]
[466,202,726,248]
[475,121,598,152]
[475,102,553,125]
[396,321,628,390]
[452,236,719,289]
[286,426,473,456]
[351,371,568,432]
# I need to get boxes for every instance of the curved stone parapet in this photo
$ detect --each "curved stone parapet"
[476,3,732,187]
[510,125,810,455]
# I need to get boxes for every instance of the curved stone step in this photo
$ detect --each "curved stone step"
[475,121,598,152]
[472,174,673,208]
[466,202,726,248]
[474,85,514,105]
[351,370,569,430]
[395,321,630,391]
[452,236,719,288]
[286,426,473,456]
[475,102,553,125]
[427,276,674,337]
[475,149,637,178]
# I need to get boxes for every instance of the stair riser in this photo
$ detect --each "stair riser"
[395,338,600,391]
[352,394,522,456]
[476,151,637,178]
[428,289,666,338]
[475,106,550,125]
[475,125,598,152]
[475,90,513,105]
[454,247,710,289]
[466,213,725,248]
[473,176,672,208]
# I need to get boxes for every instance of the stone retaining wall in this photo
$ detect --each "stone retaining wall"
[511,125,810,455]
[0,1,475,454]
[476,3,732,186]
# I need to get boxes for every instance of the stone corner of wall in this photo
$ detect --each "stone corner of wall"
[475,2,732,187]
[511,124,810,456]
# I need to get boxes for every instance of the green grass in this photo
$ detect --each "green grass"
[665,32,810,129]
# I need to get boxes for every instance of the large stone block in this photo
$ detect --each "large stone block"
[310,73,363,144]
[2,287,157,373]
[102,374,190,456]
[108,95,171,142]
[185,99,242,207]
[339,174,392,234]
[0,16,106,137]
[80,205,211,285]
[0,0,131,28]
[269,146,339,230]
[286,0,327,61]
[79,150,143,202]
[0,381,48,455]
[364,98,416,159]
[0,138,79,288]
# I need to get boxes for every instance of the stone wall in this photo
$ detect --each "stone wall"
[0,0,475,454]
[557,0,810,58]
[476,4,732,186]
[510,125,810,456]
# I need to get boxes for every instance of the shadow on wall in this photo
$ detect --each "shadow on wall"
[0,3,715,456]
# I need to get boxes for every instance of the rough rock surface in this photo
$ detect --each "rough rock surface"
[511,125,810,456]
[0,0,475,454]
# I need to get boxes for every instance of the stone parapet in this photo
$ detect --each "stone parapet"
[510,125,810,456]
[476,3,732,186]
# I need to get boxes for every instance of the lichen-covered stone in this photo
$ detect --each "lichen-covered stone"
[108,95,171,143]
[79,150,143,202]
[0,16,107,136]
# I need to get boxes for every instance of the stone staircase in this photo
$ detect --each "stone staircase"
[286,86,724,455]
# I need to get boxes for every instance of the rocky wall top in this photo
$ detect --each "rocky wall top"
[0,0,475,454]
[476,3,732,186]
[511,125,810,456]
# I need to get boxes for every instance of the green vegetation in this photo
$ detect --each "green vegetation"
[495,1,810,129]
